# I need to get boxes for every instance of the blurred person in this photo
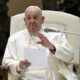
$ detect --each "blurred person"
[64,0,80,17]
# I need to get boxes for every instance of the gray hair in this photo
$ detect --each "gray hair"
[25,6,42,16]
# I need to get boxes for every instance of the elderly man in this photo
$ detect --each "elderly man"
[2,6,77,80]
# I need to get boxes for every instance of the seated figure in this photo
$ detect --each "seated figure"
[2,6,78,80]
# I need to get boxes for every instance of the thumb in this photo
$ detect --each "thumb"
[37,41,42,44]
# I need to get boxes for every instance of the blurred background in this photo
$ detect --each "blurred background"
[0,0,80,79]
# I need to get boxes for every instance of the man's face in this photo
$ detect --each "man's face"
[24,8,44,35]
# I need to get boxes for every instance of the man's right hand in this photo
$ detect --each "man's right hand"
[19,60,31,69]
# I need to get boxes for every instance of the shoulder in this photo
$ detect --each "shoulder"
[8,29,26,42]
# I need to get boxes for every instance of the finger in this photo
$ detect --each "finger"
[19,60,28,69]
[37,41,46,45]
[24,60,28,63]
[37,41,47,47]
[20,60,28,64]
[38,33,45,38]
[24,60,31,66]
[36,33,45,39]
[38,33,49,42]
[23,63,31,69]
[37,41,42,44]
[24,60,31,64]
[37,41,45,46]
[25,62,31,66]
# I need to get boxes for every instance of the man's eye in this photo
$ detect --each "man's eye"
[26,16,31,20]
[34,16,37,19]
[27,17,31,20]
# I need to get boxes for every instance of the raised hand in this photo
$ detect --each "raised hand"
[35,33,55,50]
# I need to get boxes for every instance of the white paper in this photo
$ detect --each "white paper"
[24,48,48,67]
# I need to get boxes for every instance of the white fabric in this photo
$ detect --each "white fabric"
[2,27,78,80]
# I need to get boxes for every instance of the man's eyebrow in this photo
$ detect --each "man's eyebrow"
[26,14,30,17]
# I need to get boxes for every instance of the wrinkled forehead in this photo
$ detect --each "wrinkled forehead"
[25,7,42,17]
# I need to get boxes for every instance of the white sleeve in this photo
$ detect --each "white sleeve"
[53,33,74,63]
[2,37,22,76]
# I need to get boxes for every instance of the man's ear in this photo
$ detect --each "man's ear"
[24,17,26,22]
[42,16,45,24]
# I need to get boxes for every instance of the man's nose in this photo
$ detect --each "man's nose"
[30,18,34,23]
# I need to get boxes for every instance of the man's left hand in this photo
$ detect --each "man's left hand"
[35,33,55,50]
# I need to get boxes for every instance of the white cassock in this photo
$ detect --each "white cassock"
[2,27,78,80]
